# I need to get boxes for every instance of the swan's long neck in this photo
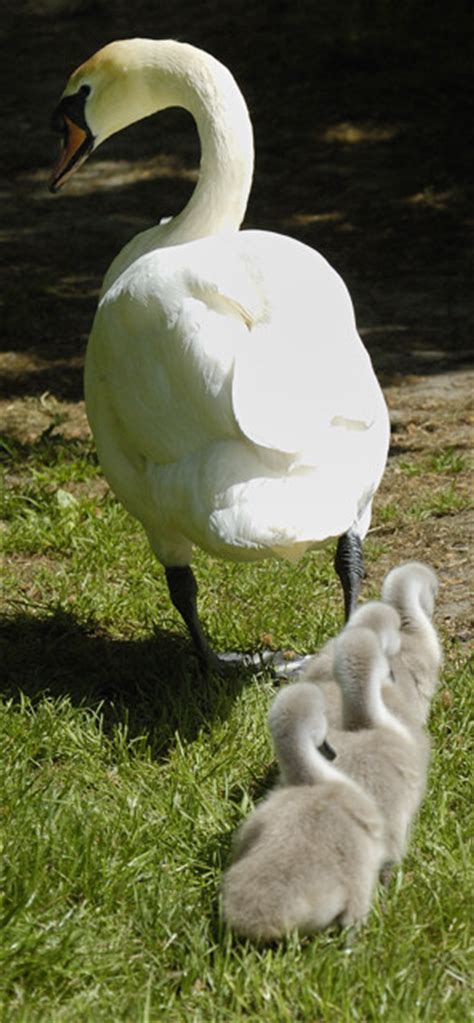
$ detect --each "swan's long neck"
[172,50,254,241]
[91,40,254,242]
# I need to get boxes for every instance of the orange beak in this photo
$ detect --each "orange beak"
[49,115,92,192]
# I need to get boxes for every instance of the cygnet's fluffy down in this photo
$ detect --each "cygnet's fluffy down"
[298,600,402,727]
[331,628,431,870]
[298,560,441,734]
[221,684,385,941]
[382,562,442,726]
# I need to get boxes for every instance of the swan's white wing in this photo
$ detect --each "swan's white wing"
[87,230,389,563]
[93,227,389,482]
[230,231,385,462]
[88,234,262,468]
[231,327,378,459]
[98,229,383,465]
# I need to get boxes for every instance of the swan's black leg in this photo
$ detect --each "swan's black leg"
[334,530,365,622]
[165,565,222,673]
[165,565,277,675]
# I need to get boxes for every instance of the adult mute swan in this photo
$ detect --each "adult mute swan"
[49,38,390,671]
[221,685,384,940]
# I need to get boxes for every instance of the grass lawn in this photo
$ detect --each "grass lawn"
[1,431,472,1022]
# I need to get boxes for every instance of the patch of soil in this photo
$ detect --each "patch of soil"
[369,371,473,640]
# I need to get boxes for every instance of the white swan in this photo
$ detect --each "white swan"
[49,38,390,669]
[221,685,384,940]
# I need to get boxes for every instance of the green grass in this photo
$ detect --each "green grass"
[1,435,473,1021]
[408,485,470,522]
[399,449,469,478]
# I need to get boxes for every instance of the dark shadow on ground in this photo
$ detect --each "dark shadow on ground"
[0,609,254,756]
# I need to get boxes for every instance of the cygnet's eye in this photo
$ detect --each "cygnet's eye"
[79,84,91,96]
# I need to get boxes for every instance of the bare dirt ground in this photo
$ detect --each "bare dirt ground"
[1,1,472,646]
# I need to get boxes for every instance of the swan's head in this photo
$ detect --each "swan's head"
[49,39,182,192]
[348,601,402,658]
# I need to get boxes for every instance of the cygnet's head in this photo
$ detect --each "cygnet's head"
[268,682,336,762]
[348,601,401,658]
[334,627,392,726]
[382,562,439,622]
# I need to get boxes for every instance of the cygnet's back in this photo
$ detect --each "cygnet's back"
[221,684,384,941]
[298,601,402,727]
[332,628,430,869]
[382,561,442,725]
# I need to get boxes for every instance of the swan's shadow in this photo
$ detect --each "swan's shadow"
[1,610,254,756]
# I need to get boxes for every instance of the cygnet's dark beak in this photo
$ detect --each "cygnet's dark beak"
[318,738,337,761]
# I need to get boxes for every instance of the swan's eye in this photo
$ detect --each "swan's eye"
[51,85,91,135]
